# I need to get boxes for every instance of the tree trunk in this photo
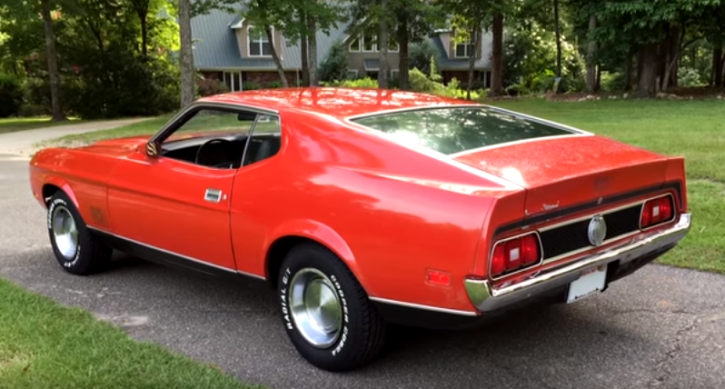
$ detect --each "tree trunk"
[662,27,683,92]
[40,0,65,121]
[397,19,409,90]
[714,46,724,88]
[490,13,505,96]
[636,47,644,87]
[179,0,195,107]
[466,24,480,100]
[638,42,658,98]
[625,53,633,91]
[377,1,389,89]
[299,8,309,87]
[306,15,318,86]
[140,14,148,57]
[553,0,562,93]
[585,15,597,93]
[267,27,288,87]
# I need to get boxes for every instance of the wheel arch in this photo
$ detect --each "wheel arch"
[265,220,360,290]
[41,177,79,208]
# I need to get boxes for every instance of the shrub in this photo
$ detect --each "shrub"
[242,81,261,91]
[197,78,229,97]
[318,40,349,83]
[18,104,47,117]
[0,73,23,118]
[409,41,441,76]
[678,67,703,87]
[267,80,283,88]
[321,77,379,88]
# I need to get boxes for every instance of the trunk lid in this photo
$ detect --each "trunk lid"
[452,135,670,216]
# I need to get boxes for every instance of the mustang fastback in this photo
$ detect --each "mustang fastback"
[29,87,691,371]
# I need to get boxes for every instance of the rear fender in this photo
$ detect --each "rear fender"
[266,219,360,281]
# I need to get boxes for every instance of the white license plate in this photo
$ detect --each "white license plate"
[567,265,607,303]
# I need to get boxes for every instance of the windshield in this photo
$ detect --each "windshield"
[349,106,576,155]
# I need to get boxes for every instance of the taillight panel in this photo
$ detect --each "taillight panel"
[640,194,675,230]
[488,193,678,280]
[489,232,542,279]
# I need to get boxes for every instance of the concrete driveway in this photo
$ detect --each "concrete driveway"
[0,118,150,157]
[1,156,723,389]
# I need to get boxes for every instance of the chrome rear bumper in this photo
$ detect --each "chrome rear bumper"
[465,212,692,313]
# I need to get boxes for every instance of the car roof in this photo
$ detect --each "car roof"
[197,87,478,119]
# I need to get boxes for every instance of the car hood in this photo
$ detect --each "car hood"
[452,134,672,215]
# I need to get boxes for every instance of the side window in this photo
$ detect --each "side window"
[160,108,256,169]
[242,114,282,166]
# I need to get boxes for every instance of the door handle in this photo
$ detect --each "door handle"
[204,188,224,203]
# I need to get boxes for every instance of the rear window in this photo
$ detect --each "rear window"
[349,106,575,155]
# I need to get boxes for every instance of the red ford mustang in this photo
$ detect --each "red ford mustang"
[29,88,691,371]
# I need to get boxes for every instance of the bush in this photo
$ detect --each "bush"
[322,77,379,88]
[409,41,441,76]
[678,67,703,87]
[318,40,349,83]
[197,78,229,97]
[242,81,261,91]
[0,73,23,118]
[18,104,47,117]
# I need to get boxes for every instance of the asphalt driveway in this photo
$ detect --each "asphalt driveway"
[1,156,723,389]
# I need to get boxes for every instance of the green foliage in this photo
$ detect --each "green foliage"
[197,77,229,97]
[678,66,704,86]
[267,80,283,88]
[322,77,379,88]
[242,81,261,91]
[408,68,483,100]
[409,41,440,76]
[317,40,349,83]
[503,22,585,94]
[0,73,23,118]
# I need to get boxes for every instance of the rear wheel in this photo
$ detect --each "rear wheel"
[47,191,112,275]
[277,243,387,371]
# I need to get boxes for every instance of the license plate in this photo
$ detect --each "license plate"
[567,265,607,303]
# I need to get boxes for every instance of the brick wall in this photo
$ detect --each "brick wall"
[245,71,299,88]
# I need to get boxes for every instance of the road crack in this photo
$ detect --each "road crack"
[647,314,699,388]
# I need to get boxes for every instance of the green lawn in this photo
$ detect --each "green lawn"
[0,277,263,389]
[487,98,725,274]
[0,117,84,134]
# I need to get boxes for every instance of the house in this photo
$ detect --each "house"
[191,7,493,91]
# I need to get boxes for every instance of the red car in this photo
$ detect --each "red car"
[29,88,691,371]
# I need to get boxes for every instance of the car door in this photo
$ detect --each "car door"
[105,105,257,272]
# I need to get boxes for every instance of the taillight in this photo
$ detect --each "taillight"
[490,233,541,278]
[640,195,674,229]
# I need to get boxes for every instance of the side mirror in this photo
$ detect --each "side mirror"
[145,141,161,158]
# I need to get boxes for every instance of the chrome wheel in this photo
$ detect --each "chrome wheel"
[51,205,78,260]
[289,268,343,348]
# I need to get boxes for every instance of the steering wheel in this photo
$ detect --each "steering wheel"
[194,138,242,168]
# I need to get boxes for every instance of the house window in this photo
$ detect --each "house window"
[248,26,272,57]
[363,33,376,52]
[347,69,359,79]
[455,41,475,58]
[391,69,399,79]
[350,32,398,52]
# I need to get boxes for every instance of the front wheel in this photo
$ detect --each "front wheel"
[278,243,387,372]
[47,191,112,275]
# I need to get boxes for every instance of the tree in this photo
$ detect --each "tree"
[241,0,289,87]
[178,0,193,107]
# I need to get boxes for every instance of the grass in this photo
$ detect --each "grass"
[0,117,84,134]
[36,114,174,148]
[487,98,725,275]
[0,277,263,389]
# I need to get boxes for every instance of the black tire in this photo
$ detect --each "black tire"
[278,243,387,372]
[47,191,112,275]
